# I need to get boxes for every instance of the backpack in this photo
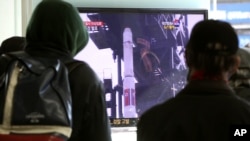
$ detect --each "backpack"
[0,51,76,141]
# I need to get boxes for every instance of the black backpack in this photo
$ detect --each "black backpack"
[0,51,75,141]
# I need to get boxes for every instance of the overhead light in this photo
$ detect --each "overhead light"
[232,24,250,29]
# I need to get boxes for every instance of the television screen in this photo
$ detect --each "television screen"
[76,8,208,127]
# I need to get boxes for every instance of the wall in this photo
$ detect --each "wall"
[0,0,22,44]
[0,0,210,44]
[65,0,209,9]
[31,0,210,9]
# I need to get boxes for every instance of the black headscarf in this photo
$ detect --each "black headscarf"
[26,0,89,56]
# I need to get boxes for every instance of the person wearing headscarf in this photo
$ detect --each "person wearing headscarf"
[0,0,112,141]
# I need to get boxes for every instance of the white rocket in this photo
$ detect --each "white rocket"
[122,27,137,118]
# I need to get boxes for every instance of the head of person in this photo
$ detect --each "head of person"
[0,36,26,55]
[26,0,89,56]
[229,47,250,88]
[185,20,240,81]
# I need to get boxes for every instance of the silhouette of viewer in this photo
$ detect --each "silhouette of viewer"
[0,0,112,141]
[137,20,250,141]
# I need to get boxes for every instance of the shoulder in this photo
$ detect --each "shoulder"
[234,88,250,102]
[66,60,96,75]
[66,59,102,85]
[233,95,250,112]
[137,99,176,141]
[138,97,175,126]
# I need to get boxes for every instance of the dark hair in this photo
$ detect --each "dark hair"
[185,20,239,75]
[0,36,26,55]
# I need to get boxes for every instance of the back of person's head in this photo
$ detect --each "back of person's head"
[185,19,239,76]
[26,0,89,56]
[0,36,26,55]
[229,47,250,88]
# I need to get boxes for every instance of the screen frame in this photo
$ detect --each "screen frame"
[77,7,208,127]
[78,7,208,19]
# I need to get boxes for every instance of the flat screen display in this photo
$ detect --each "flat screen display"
[76,7,208,127]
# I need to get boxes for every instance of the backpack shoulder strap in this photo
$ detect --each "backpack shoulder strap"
[6,51,83,74]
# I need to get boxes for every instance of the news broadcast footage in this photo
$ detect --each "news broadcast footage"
[75,8,206,126]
